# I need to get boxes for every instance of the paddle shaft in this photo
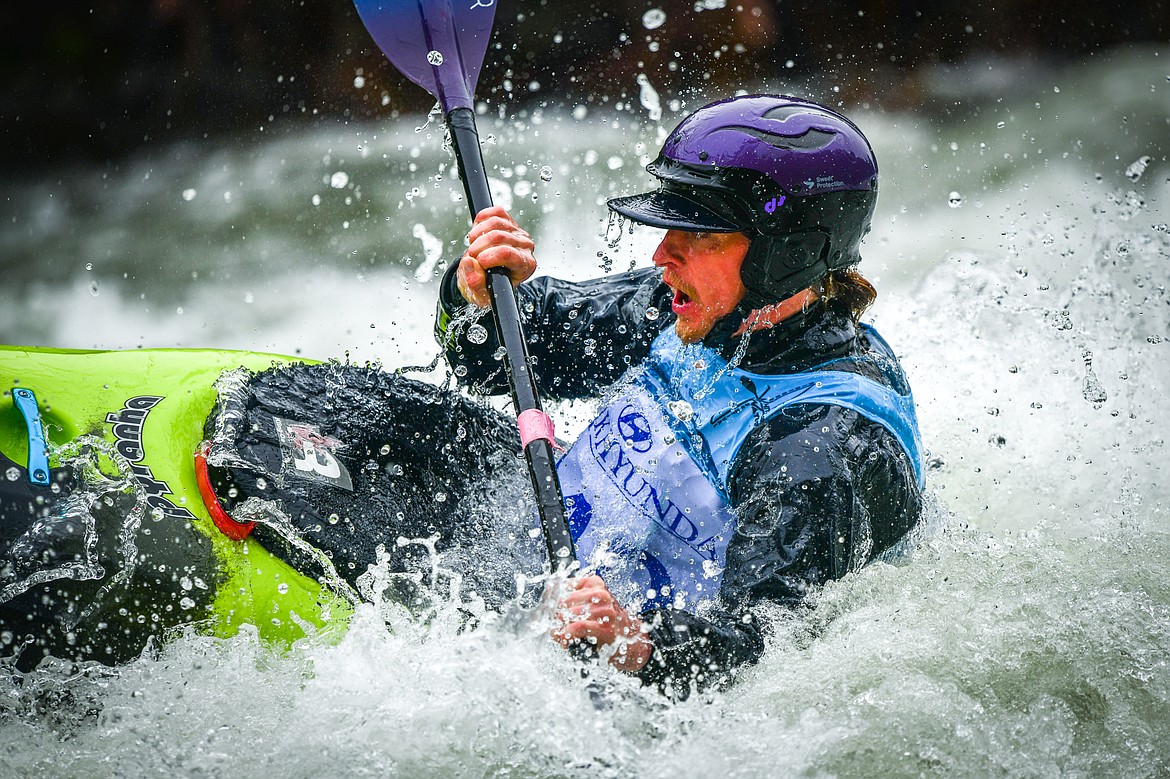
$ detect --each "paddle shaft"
[447,107,577,568]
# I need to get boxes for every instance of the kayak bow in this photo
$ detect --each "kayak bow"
[1,345,352,661]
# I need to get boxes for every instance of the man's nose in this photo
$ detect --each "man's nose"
[652,230,686,267]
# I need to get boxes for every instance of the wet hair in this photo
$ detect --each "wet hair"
[820,269,876,322]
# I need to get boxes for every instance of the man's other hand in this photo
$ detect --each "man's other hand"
[552,575,652,673]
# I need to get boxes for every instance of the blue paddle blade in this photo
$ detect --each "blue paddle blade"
[354,0,497,113]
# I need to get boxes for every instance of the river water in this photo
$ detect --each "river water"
[1,45,1168,777]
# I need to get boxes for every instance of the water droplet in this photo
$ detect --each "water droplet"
[277,583,290,594]
[90,281,100,297]
[244,291,255,304]
[642,8,666,29]
[948,191,963,208]
[1081,349,1108,404]
[353,75,366,89]
[607,156,624,170]
[996,121,1006,129]
[539,166,553,182]
[427,50,444,66]
[645,306,660,321]
[1125,155,1151,182]
[434,491,447,503]
[182,188,197,201]
[5,467,19,481]
[636,73,663,122]
[311,194,321,206]
[179,597,196,611]
[330,171,349,189]
[1050,310,1073,331]
[327,513,340,525]
[467,323,489,344]
[84,262,93,271]
[668,400,694,421]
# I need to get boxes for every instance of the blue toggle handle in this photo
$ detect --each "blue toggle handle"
[13,388,50,486]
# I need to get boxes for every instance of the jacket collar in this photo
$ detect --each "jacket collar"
[700,298,861,374]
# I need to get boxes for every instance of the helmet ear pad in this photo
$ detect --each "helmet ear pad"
[739,187,878,308]
[739,232,829,310]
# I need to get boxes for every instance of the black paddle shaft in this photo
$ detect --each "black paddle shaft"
[446,107,577,568]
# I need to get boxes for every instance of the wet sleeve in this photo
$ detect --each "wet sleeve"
[722,405,867,600]
[633,603,766,699]
[435,264,673,400]
[724,402,923,602]
[633,405,867,697]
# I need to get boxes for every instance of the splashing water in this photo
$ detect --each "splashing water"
[641,8,666,30]
[465,323,488,345]
[1125,154,1152,181]
[411,223,445,281]
[636,74,663,124]
[1080,348,1108,404]
[1,47,1169,777]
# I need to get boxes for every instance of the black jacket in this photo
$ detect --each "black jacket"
[437,266,923,695]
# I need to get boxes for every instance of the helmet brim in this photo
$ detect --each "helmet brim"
[606,189,743,232]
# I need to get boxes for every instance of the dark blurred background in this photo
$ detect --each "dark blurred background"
[1,0,1165,172]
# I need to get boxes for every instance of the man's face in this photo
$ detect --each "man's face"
[652,229,750,343]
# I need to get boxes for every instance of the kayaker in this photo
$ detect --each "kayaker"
[1,96,921,695]
[439,94,924,693]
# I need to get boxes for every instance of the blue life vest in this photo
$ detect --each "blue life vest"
[556,325,923,613]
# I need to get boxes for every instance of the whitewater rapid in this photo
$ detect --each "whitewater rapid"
[1,45,1167,777]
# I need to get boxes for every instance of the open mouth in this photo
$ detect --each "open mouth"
[662,271,695,314]
[672,288,694,313]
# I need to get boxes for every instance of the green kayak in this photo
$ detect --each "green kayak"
[1,345,354,666]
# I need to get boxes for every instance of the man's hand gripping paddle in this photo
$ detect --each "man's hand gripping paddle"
[354,0,577,572]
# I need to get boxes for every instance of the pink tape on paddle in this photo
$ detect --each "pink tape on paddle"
[517,409,561,451]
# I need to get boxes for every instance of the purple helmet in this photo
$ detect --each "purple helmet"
[608,95,879,307]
